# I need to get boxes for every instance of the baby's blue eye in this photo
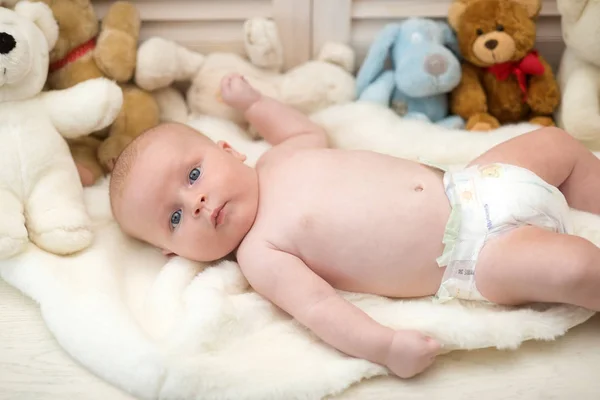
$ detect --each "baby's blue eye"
[189,167,201,184]
[170,210,182,229]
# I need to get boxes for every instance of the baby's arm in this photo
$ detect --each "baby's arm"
[220,74,328,150]
[237,243,440,378]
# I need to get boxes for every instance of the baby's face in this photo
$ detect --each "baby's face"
[114,129,259,262]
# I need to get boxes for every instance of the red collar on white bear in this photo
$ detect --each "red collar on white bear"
[49,37,97,73]
[486,51,545,102]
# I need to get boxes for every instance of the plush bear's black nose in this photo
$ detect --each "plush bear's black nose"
[0,32,16,54]
[485,39,498,50]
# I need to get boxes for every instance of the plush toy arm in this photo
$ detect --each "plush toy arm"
[556,0,589,21]
[526,55,560,114]
[559,66,600,143]
[152,87,190,123]
[449,63,487,119]
[356,23,402,96]
[42,78,123,139]
[358,70,395,105]
[94,1,141,82]
[135,37,205,91]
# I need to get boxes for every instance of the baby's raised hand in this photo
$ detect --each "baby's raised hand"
[220,73,262,111]
[386,330,441,378]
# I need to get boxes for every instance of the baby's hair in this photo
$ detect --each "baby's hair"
[109,128,150,205]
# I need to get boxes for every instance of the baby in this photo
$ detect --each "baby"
[110,74,600,379]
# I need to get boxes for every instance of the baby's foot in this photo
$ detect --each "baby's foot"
[220,74,262,112]
[385,330,441,378]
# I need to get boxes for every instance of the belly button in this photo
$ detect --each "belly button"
[414,184,424,192]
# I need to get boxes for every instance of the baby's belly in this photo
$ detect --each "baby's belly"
[295,170,451,298]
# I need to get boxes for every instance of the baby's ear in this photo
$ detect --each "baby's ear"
[217,140,247,162]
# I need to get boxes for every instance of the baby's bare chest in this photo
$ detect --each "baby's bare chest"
[253,149,451,294]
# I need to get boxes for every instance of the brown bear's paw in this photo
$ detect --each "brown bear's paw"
[76,162,100,187]
[529,116,555,127]
[466,113,500,132]
[68,137,105,186]
[526,85,560,115]
[98,135,134,172]
[94,30,137,82]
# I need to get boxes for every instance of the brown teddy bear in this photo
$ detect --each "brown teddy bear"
[448,0,560,131]
[32,0,160,185]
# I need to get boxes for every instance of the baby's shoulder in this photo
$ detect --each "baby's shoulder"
[237,220,296,266]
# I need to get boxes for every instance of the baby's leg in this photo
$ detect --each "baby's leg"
[220,74,327,148]
[468,127,600,214]
[474,226,600,310]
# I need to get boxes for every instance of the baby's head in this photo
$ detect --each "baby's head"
[109,122,259,262]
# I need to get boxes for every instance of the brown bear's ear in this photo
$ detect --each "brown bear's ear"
[448,0,468,31]
[512,0,542,18]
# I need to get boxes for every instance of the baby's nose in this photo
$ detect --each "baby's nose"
[192,194,207,217]
[424,54,448,76]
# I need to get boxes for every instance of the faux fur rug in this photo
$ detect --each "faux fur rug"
[0,102,597,400]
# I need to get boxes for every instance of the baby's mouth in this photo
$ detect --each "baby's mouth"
[211,203,226,228]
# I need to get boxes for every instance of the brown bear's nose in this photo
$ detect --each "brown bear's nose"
[485,39,498,50]
[0,32,16,54]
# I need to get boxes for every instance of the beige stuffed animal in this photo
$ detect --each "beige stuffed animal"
[135,18,356,137]
[555,0,600,150]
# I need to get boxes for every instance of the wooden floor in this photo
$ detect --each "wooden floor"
[2,277,600,400]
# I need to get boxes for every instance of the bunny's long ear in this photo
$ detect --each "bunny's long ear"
[355,23,402,96]
[437,21,461,60]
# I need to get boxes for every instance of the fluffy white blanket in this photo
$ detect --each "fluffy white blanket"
[0,103,597,400]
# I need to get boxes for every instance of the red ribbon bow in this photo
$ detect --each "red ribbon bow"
[486,51,545,102]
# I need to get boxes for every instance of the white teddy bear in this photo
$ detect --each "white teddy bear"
[135,18,356,137]
[555,0,600,150]
[0,1,123,259]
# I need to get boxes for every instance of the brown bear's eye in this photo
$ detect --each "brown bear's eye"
[496,24,504,32]
[476,28,484,35]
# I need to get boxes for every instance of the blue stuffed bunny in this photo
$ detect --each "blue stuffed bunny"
[356,18,464,129]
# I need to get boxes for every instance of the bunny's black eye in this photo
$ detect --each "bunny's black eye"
[476,28,484,35]
[496,24,504,31]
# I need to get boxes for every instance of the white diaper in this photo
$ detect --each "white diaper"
[434,163,573,303]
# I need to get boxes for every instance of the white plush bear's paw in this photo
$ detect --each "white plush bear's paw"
[65,78,123,134]
[29,209,93,256]
[0,208,29,259]
[84,78,124,132]
[243,18,283,70]
[317,42,355,73]
[0,232,28,260]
